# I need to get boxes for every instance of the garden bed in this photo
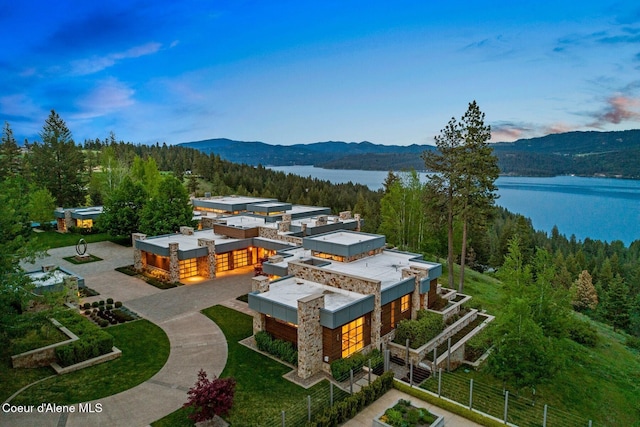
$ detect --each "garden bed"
[115,265,180,289]
[80,298,140,327]
[63,254,103,264]
[374,399,443,427]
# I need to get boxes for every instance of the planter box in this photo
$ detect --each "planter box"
[11,318,79,368]
[51,346,122,375]
[373,400,444,427]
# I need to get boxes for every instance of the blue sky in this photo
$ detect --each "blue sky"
[1,1,640,146]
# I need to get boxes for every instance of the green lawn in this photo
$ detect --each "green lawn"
[153,305,331,427]
[9,319,169,405]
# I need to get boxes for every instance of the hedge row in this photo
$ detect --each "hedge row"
[53,311,115,367]
[306,371,394,427]
[330,348,383,381]
[394,310,444,349]
[254,331,298,365]
[55,330,114,366]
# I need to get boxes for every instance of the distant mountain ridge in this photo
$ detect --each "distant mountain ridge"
[179,129,640,179]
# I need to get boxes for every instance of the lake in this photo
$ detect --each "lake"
[269,166,640,246]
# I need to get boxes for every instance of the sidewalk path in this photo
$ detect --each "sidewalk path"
[4,243,254,427]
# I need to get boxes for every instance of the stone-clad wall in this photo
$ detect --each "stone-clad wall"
[401,266,429,319]
[197,238,216,278]
[288,261,382,347]
[168,242,180,283]
[251,276,270,333]
[132,233,147,271]
[297,293,325,379]
[258,226,303,245]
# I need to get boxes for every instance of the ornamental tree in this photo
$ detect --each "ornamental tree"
[183,369,236,423]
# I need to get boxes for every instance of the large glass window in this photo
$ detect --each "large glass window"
[146,253,170,271]
[341,317,364,358]
[179,258,198,279]
[233,249,250,268]
[76,219,93,228]
[313,252,345,262]
[216,253,230,272]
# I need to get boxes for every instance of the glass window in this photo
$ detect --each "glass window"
[401,294,410,312]
[341,317,364,358]
[179,258,198,279]
[216,253,230,272]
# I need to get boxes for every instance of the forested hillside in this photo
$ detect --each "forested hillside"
[180,129,640,178]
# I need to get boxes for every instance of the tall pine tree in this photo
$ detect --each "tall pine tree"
[27,110,86,207]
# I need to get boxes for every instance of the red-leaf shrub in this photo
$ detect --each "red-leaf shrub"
[183,369,236,422]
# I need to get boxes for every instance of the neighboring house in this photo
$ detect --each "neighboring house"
[133,197,361,283]
[248,230,442,379]
[54,206,103,232]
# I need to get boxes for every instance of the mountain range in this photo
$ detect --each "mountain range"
[180,129,640,179]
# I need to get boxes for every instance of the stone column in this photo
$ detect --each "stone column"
[278,220,291,232]
[402,267,428,319]
[354,213,361,231]
[339,210,352,220]
[64,210,74,232]
[132,233,147,272]
[300,223,308,235]
[297,293,325,379]
[63,276,79,303]
[251,276,271,333]
[197,238,216,278]
[200,217,215,229]
[168,242,180,283]
[180,226,194,235]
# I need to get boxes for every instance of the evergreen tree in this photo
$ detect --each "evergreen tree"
[140,175,195,236]
[27,110,86,207]
[571,270,598,312]
[0,121,22,179]
[28,188,56,228]
[422,116,463,289]
[602,274,631,331]
[456,101,499,291]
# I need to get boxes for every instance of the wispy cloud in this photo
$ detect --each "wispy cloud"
[74,78,135,119]
[70,42,162,75]
[491,121,581,142]
[588,95,640,127]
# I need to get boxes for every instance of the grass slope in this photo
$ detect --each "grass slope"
[440,263,640,426]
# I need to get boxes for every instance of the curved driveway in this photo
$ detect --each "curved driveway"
[3,242,253,427]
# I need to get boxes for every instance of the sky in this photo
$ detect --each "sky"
[1,1,640,146]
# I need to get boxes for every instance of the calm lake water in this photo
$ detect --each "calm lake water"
[269,165,640,246]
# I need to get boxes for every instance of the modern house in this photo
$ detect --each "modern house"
[132,198,362,283]
[54,206,103,232]
[247,230,442,379]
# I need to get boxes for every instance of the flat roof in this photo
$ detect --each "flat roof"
[221,215,267,229]
[307,231,377,245]
[259,277,368,311]
[142,229,241,250]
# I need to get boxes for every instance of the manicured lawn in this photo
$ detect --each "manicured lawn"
[10,319,169,405]
[153,305,330,427]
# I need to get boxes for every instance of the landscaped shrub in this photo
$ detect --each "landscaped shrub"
[53,312,114,366]
[568,319,598,347]
[83,302,91,309]
[330,348,383,380]
[394,310,444,349]
[99,300,105,306]
[106,298,114,305]
[254,331,297,365]
[106,304,113,310]
[84,310,91,316]
[307,371,394,427]
[92,301,99,308]
[465,329,492,361]
[115,301,122,308]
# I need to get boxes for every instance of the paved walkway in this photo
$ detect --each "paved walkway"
[4,242,255,427]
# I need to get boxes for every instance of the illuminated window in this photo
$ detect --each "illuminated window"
[391,301,397,327]
[313,252,345,262]
[341,317,364,358]
[76,219,93,228]
[233,249,250,268]
[401,294,410,312]
[216,253,230,272]
[146,253,170,271]
[179,258,197,279]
